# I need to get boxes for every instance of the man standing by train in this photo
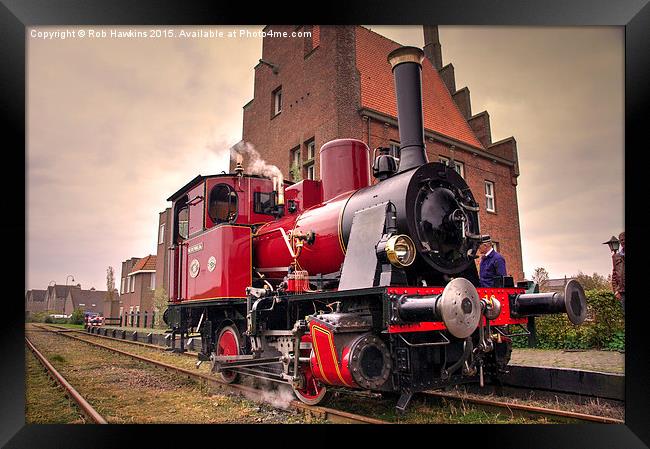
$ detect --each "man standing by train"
[611,231,625,315]
[478,240,507,288]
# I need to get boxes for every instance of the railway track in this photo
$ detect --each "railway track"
[25,336,107,424]
[37,324,623,424]
[423,390,623,424]
[28,324,387,424]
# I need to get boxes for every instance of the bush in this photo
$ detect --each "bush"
[511,289,624,350]
[26,311,50,323]
[70,308,85,325]
[44,315,53,323]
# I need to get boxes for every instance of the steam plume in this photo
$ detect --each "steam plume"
[230,141,283,184]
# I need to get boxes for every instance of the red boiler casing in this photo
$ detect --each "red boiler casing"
[253,139,370,279]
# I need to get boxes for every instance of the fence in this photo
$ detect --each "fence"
[116,310,157,329]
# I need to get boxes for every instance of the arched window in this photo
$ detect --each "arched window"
[208,184,238,224]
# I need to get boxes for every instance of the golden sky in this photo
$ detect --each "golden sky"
[26,25,623,291]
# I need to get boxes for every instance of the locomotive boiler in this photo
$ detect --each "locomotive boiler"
[164,46,587,410]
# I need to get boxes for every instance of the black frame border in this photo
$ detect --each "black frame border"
[3,0,648,447]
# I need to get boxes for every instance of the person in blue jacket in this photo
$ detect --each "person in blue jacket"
[478,240,507,288]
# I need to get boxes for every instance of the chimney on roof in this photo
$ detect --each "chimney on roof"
[423,25,443,71]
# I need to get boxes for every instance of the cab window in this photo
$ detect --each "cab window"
[178,207,189,239]
[208,184,238,224]
[174,197,189,242]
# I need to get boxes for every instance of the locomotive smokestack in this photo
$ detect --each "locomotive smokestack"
[387,46,427,173]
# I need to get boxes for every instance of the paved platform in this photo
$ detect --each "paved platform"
[511,348,624,374]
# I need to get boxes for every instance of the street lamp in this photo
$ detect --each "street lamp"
[603,236,620,254]
[66,275,75,286]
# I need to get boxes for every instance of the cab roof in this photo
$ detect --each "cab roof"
[166,173,293,202]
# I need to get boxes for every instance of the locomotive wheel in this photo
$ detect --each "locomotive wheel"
[293,366,327,405]
[215,325,241,384]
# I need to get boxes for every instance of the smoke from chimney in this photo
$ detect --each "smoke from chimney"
[229,141,284,186]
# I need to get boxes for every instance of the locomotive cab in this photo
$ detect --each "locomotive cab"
[166,174,288,303]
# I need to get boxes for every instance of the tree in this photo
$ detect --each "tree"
[573,271,610,291]
[152,287,169,329]
[532,267,550,292]
[105,266,116,317]
[289,163,302,182]
[70,308,85,325]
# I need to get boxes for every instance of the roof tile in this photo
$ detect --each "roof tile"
[355,26,483,149]
[130,255,156,273]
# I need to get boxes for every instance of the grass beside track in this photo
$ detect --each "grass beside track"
[25,346,87,424]
[325,392,558,424]
[25,327,313,424]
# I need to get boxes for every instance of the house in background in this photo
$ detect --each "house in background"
[155,208,172,298]
[63,287,116,316]
[25,289,47,317]
[103,288,121,319]
[45,284,81,315]
[119,255,157,325]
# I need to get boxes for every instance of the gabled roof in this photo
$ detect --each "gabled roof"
[29,289,47,302]
[129,255,156,274]
[355,26,484,150]
[69,288,112,304]
[49,284,80,299]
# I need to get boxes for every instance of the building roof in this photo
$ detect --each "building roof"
[67,289,107,314]
[69,288,112,304]
[29,289,47,302]
[355,26,484,150]
[49,284,80,299]
[130,255,157,274]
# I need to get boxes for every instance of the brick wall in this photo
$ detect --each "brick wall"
[119,257,139,311]
[155,208,172,297]
[243,25,362,181]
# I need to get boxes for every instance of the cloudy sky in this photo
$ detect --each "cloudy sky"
[26,25,623,291]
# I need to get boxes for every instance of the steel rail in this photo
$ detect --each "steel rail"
[29,325,388,424]
[25,336,108,424]
[424,390,623,424]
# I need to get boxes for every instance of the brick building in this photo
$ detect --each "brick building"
[25,289,47,317]
[119,255,157,324]
[155,208,172,297]
[242,25,524,281]
[45,284,81,315]
[63,287,110,316]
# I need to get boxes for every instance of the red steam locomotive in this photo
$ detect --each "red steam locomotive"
[163,46,587,410]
